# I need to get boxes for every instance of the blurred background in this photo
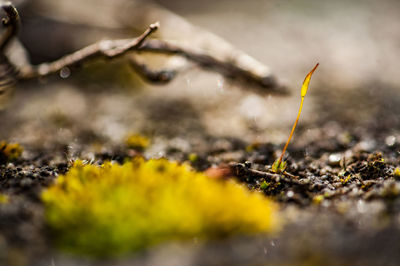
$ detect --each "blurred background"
[1,0,400,153]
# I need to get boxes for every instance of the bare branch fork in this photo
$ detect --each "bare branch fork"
[19,22,161,79]
[0,2,285,93]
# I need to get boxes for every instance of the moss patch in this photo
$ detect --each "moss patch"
[0,141,22,164]
[42,158,279,257]
[125,134,150,151]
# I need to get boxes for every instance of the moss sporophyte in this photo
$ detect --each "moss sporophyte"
[272,63,319,173]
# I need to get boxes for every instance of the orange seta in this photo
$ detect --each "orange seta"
[273,63,319,173]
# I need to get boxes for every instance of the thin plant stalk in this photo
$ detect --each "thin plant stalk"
[273,63,319,173]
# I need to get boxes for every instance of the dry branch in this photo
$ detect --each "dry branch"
[22,0,286,94]
[0,2,287,93]
[18,35,282,92]
[18,22,160,79]
[229,162,307,188]
[14,26,282,91]
[139,40,283,93]
[230,162,284,180]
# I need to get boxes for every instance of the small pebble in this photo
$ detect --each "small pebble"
[385,135,396,147]
[328,153,342,167]
[20,178,33,188]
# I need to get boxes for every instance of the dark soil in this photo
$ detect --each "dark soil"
[2,105,400,266]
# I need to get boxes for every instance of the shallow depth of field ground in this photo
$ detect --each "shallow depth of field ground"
[2,0,400,265]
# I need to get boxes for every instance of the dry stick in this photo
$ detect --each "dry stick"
[0,2,285,92]
[18,22,160,79]
[19,35,284,92]
[230,162,281,180]
[0,2,168,83]
[19,35,285,92]
[139,40,284,93]
[0,4,171,87]
[229,162,308,188]
[32,0,283,93]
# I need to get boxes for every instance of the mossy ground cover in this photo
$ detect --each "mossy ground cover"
[2,123,400,265]
[1,82,400,265]
[41,158,279,257]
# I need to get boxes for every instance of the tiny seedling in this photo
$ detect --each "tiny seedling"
[272,63,319,173]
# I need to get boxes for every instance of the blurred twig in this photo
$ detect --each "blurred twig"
[0,2,286,93]
[20,35,281,90]
[18,22,160,79]
[23,0,287,94]
[140,39,281,92]
[229,162,307,188]
[17,26,281,90]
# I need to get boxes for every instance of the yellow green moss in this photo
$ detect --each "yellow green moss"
[188,153,198,163]
[312,195,324,205]
[0,193,8,204]
[394,167,400,179]
[0,141,23,164]
[340,174,352,185]
[260,181,270,190]
[271,160,287,173]
[125,134,150,151]
[42,158,279,257]
[245,142,261,153]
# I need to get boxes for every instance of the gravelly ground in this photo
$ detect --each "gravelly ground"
[1,0,400,265]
